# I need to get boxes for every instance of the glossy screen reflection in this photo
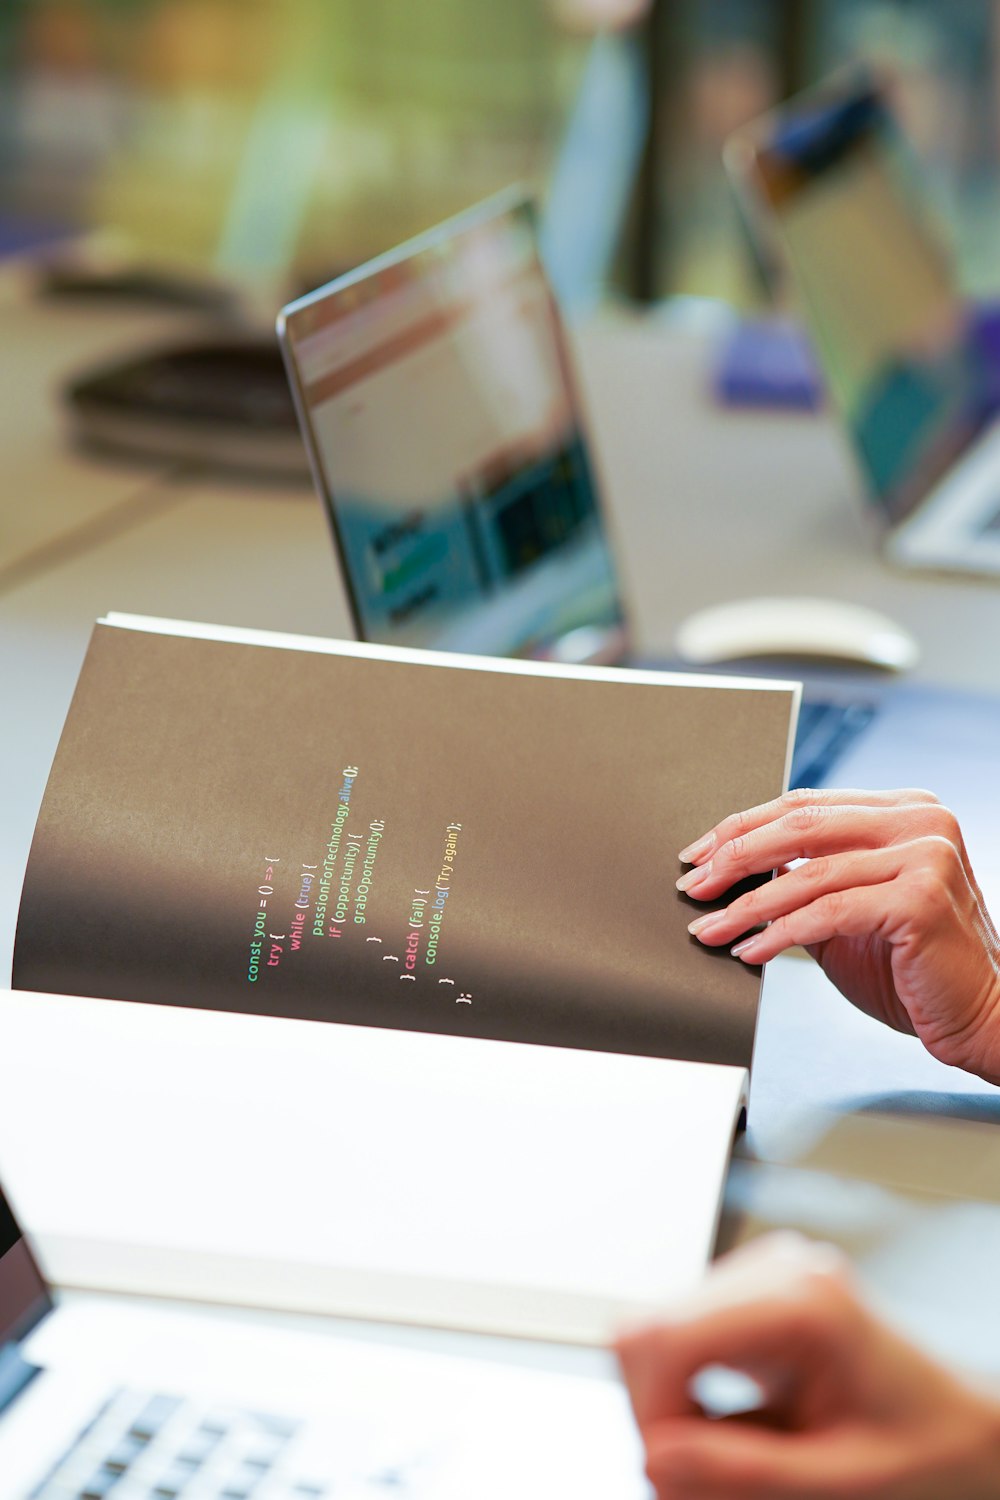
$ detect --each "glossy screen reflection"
[283,201,627,661]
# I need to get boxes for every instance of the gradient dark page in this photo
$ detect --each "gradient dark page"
[14,623,796,1068]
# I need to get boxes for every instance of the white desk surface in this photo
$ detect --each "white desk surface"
[2,293,1000,1378]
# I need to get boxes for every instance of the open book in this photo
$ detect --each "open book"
[7,613,799,1342]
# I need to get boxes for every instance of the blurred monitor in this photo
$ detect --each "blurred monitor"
[727,70,1000,576]
[278,191,628,659]
[1,6,645,476]
[0,0,570,306]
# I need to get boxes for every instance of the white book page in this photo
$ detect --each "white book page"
[0,990,746,1344]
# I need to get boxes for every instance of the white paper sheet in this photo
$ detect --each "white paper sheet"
[0,989,746,1343]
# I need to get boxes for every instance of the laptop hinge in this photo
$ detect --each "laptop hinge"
[0,1343,41,1417]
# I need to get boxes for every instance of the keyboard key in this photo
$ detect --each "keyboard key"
[239,1455,273,1475]
[194,1419,229,1440]
[102,1437,147,1475]
[130,1394,184,1442]
[251,1414,298,1441]
[175,1432,223,1466]
[76,1471,121,1500]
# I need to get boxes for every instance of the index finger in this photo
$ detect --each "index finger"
[616,1288,845,1431]
[615,1238,852,1428]
[679,788,941,866]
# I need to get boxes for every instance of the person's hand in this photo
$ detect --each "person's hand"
[616,1233,1000,1500]
[676,787,1000,1083]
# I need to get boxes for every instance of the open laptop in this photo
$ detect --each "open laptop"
[0,1167,643,1499]
[725,70,1000,577]
[276,188,874,788]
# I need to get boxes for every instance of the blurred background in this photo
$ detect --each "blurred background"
[2,0,1000,312]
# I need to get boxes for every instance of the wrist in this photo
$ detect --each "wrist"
[967,1389,1000,1498]
[970,975,1000,1086]
[940,949,1000,1084]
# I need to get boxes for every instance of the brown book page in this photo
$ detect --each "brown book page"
[14,620,797,1069]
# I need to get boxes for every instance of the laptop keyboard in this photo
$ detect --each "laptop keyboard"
[32,1387,421,1499]
[789,698,877,789]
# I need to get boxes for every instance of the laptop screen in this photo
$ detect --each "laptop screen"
[279,196,627,661]
[737,78,982,525]
[0,1187,50,1351]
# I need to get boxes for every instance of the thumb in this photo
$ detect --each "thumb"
[643,1417,832,1500]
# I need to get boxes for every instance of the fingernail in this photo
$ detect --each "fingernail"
[676,862,711,892]
[731,937,761,960]
[688,912,725,937]
[679,832,714,864]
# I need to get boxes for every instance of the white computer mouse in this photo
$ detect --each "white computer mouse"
[674,595,920,672]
